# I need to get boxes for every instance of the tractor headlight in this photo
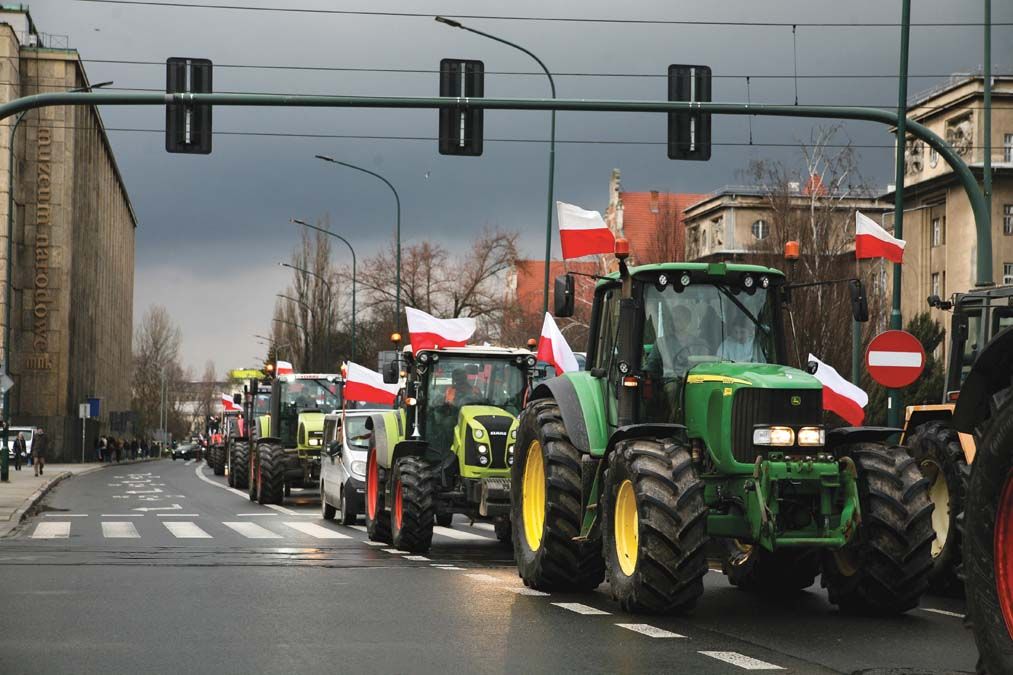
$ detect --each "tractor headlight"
[350,460,367,478]
[510,428,517,439]
[477,444,488,455]
[473,428,485,440]
[309,438,322,447]
[743,274,755,289]
[753,426,795,446]
[478,455,489,466]
[680,273,691,287]
[419,352,430,364]
[507,445,515,466]
[797,427,825,447]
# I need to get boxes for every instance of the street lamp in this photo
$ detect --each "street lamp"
[279,261,333,291]
[435,16,556,317]
[1,79,114,479]
[314,154,401,333]
[276,293,312,315]
[291,217,358,361]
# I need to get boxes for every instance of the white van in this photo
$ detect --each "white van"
[320,411,377,525]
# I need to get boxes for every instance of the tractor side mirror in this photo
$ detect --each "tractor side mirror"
[383,358,400,385]
[554,274,575,318]
[849,279,869,323]
[233,393,242,405]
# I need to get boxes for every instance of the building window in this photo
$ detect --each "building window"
[929,146,938,168]
[1004,263,1013,286]
[1005,133,1013,163]
[931,217,944,246]
[751,219,769,240]
[1005,204,1013,236]
[931,272,941,297]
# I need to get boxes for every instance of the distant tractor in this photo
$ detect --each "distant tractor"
[511,248,933,615]
[206,414,227,476]
[249,372,343,505]
[901,285,1013,592]
[225,372,271,491]
[363,345,535,552]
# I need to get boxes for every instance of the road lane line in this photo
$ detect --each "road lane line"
[465,573,498,582]
[32,522,70,539]
[237,513,277,517]
[382,548,405,554]
[100,514,144,517]
[364,542,385,546]
[433,565,466,571]
[265,504,300,516]
[616,624,685,638]
[348,525,367,532]
[43,513,87,517]
[102,522,141,539]
[283,522,351,539]
[403,555,430,561]
[434,525,493,541]
[157,513,199,517]
[184,460,194,466]
[510,587,549,597]
[194,464,250,498]
[920,607,965,618]
[552,602,610,615]
[222,522,283,539]
[471,522,495,531]
[699,652,783,670]
[163,522,212,539]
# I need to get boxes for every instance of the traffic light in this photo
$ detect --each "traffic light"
[166,57,213,154]
[667,64,711,161]
[438,58,484,156]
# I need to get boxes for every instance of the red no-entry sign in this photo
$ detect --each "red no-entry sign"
[866,330,926,388]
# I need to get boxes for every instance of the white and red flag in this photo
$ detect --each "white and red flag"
[406,307,476,352]
[343,361,400,405]
[557,201,615,260]
[855,210,905,264]
[220,393,241,412]
[808,353,868,426]
[536,313,579,376]
[276,360,294,376]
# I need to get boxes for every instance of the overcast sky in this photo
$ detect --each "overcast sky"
[27,0,1013,374]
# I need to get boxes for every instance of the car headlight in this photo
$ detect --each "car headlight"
[797,427,825,447]
[350,460,367,478]
[473,428,485,440]
[753,426,795,446]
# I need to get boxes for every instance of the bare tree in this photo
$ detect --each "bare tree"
[192,360,218,432]
[131,305,189,439]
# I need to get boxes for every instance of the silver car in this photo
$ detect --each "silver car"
[320,411,374,525]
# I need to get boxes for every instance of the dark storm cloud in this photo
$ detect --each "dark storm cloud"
[25,0,1012,371]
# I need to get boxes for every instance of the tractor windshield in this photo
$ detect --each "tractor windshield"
[280,378,343,412]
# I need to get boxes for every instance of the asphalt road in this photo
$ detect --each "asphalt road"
[0,459,978,674]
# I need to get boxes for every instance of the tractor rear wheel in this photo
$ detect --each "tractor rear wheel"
[212,447,226,476]
[822,442,934,615]
[364,447,392,544]
[230,441,249,490]
[256,442,285,506]
[722,541,820,593]
[511,398,605,592]
[603,438,708,613]
[905,420,968,594]
[965,398,1013,674]
[391,456,436,553]
[247,447,258,502]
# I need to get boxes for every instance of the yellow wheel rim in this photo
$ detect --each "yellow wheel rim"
[614,479,639,577]
[522,440,546,551]
[921,459,950,557]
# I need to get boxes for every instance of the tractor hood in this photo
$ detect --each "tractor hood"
[459,404,518,431]
[685,362,822,391]
[456,405,518,475]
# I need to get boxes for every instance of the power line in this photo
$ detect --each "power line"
[74,0,1013,27]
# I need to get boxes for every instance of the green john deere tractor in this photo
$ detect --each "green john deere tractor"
[363,345,535,553]
[249,372,343,505]
[512,252,934,615]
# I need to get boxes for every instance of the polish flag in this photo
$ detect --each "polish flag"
[406,307,476,352]
[808,353,868,426]
[537,313,579,376]
[220,393,241,412]
[276,360,294,376]
[343,361,400,405]
[855,210,905,264]
[557,201,616,260]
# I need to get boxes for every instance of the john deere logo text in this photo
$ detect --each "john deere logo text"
[790,395,802,406]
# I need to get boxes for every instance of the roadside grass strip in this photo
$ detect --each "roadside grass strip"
[919,607,965,618]
[101,522,141,538]
[283,522,350,539]
[699,652,783,671]
[222,522,282,539]
[32,522,70,538]
[615,624,685,638]
[163,521,212,539]
[552,602,610,615]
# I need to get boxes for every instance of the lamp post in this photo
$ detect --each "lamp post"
[314,155,401,333]
[291,217,358,361]
[435,16,556,317]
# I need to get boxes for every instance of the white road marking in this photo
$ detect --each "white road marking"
[510,587,549,597]
[616,624,685,638]
[868,350,923,368]
[433,565,466,571]
[364,542,385,547]
[100,514,144,517]
[348,525,367,532]
[157,513,199,517]
[434,525,492,541]
[265,504,299,516]
[222,522,282,539]
[382,548,405,555]
[163,521,212,539]
[552,602,610,616]
[193,465,249,498]
[920,607,965,618]
[471,522,495,531]
[699,652,783,670]
[236,513,276,517]
[403,555,430,561]
[465,573,498,582]
[43,513,87,517]
[32,522,70,539]
[102,522,140,539]
[184,460,194,466]
[283,522,350,539]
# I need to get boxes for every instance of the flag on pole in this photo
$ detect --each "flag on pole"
[343,362,400,405]
[406,307,476,352]
[220,393,241,413]
[276,360,294,376]
[808,353,868,426]
[536,313,579,376]
[855,210,905,263]
[557,201,616,260]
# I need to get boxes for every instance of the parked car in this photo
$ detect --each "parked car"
[320,410,377,525]
[171,443,197,461]
[3,426,34,462]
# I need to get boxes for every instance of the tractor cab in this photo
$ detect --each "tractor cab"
[259,373,343,452]
[932,285,1013,398]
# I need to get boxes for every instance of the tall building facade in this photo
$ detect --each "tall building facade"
[0,6,137,461]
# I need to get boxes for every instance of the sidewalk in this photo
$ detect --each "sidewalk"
[0,458,160,537]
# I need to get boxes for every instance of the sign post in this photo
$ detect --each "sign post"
[79,403,91,464]
[866,329,926,390]
[0,363,12,482]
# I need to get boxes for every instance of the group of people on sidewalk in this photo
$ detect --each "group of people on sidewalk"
[96,436,154,463]
[9,427,46,476]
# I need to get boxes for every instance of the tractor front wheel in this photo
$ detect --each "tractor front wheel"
[722,541,820,593]
[965,398,1013,674]
[390,456,436,553]
[364,448,392,544]
[511,398,604,592]
[211,447,226,476]
[231,441,249,490]
[822,443,934,615]
[255,442,285,506]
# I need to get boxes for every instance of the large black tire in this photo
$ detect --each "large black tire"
[603,438,708,613]
[905,420,968,594]
[230,441,249,490]
[822,443,934,615]
[494,518,512,545]
[511,398,605,592]
[436,512,453,527]
[391,457,436,553]
[339,484,357,526]
[722,540,820,593]
[365,448,392,544]
[965,398,1013,675]
[256,442,286,506]
[247,447,258,502]
[211,447,226,476]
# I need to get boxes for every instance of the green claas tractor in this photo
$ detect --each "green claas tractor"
[363,346,535,553]
[249,372,343,505]
[511,250,934,615]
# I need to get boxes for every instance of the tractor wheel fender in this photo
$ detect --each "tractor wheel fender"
[604,424,688,458]
[530,373,607,456]
[952,326,1013,436]
[365,411,404,470]
[826,426,902,450]
[901,407,953,445]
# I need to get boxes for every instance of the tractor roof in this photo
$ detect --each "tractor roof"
[418,346,533,358]
[955,284,1013,303]
[596,261,785,287]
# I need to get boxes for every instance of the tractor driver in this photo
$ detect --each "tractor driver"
[643,302,704,423]
[445,368,480,406]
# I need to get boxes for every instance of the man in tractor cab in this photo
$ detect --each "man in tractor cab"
[719,315,761,363]
[444,368,480,406]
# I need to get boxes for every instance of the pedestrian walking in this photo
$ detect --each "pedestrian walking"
[12,432,26,471]
[32,427,47,476]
